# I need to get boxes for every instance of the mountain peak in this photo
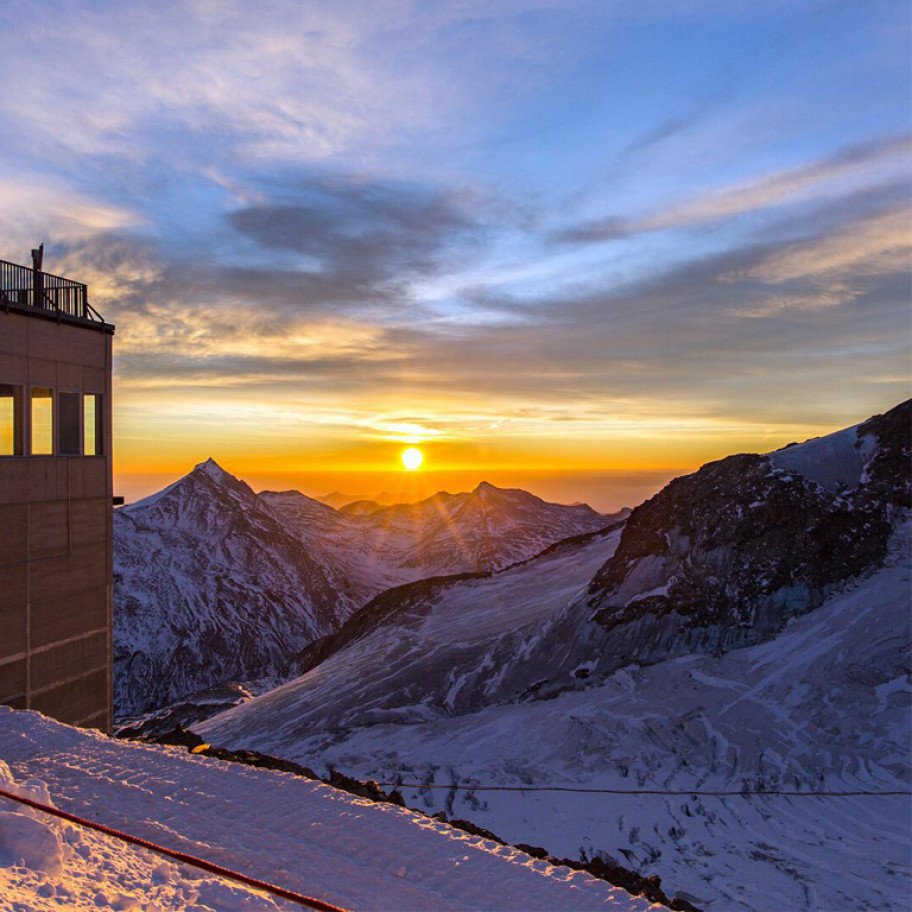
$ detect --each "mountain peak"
[185,457,257,503]
[193,457,235,483]
[473,481,499,496]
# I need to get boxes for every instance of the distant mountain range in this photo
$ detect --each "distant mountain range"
[317,490,413,510]
[114,467,615,717]
[196,400,912,912]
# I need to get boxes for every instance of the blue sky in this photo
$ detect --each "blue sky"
[0,0,909,501]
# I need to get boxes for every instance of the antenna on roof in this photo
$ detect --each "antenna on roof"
[31,243,44,308]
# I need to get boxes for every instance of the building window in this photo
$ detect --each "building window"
[84,394,102,456]
[0,385,23,456]
[58,391,80,455]
[31,388,53,455]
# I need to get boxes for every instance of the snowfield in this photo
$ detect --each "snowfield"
[200,527,622,737]
[0,709,657,911]
[199,520,912,910]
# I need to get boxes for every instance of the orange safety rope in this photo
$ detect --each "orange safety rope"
[0,786,350,912]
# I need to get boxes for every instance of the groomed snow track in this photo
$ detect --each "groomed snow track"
[0,786,349,911]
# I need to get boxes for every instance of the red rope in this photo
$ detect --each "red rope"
[0,786,350,912]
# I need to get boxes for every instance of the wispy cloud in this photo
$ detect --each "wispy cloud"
[556,133,912,243]
[98,189,909,439]
[735,207,911,284]
[0,178,140,251]
[1,1,418,165]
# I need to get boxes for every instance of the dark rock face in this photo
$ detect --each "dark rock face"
[588,399,909,645]
[856,400,912,511]
[589,453,888,633]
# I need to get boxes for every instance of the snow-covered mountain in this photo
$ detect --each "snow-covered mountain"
[0,708,656,912]
[264,481,613,589]
[115,464,611,717]
[114,460,366,718]
[197,400,912,911]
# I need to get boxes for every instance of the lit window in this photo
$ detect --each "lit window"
[84,394,102,456]
[0,385,23,456]
[58,392,81,455]
[31,388,53,455]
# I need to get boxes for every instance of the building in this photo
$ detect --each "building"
[0,249,115,731]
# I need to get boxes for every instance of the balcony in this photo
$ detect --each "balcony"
[0,257,105,324]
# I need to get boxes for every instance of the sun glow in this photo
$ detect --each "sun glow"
[401,447,423,470]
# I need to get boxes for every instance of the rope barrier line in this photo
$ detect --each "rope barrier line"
[376,781,912,797]
[0,786,350,912]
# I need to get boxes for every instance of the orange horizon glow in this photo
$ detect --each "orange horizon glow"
[111,382,890,512]
[113,410,838,477]
[113,465,688,514]
[111,412,833,513]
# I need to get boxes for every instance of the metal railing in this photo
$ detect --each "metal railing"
[0,258,103,322]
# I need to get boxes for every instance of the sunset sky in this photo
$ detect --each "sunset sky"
[0,1,909,509]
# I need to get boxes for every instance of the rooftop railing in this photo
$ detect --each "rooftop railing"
[0,258,104,323]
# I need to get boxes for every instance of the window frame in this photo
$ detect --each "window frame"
[57,389,82,456]
[0,383,24,457]
[83,393,103,457]
[30,386,55,456]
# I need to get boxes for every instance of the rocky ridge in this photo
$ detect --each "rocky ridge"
[575,399,910,679]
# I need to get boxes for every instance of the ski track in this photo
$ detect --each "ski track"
[0,709,656,912]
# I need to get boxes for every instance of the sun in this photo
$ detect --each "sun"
[401,447,423,470]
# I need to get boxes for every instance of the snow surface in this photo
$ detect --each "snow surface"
[199,529,621,734]
[200,524,912,912]
[768,424,876,493]
[0,709,657,911]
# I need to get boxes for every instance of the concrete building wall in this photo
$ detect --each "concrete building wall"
[0,307,114,731]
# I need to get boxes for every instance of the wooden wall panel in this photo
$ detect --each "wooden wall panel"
[31,631,108,693]
[31,668,108,725]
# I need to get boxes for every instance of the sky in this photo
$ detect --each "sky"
[0,0,909,509]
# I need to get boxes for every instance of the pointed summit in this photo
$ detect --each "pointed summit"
[188,458,261,507]
[473,481,499,496]
[194,457,231,479]
[189,458,251,494]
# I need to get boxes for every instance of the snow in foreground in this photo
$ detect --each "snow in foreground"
[0,709,656,911]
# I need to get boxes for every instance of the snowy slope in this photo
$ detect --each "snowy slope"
[115,464,612,718]
[199,532,912,911]
[0,708,656,912]
[202,527,621,738]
